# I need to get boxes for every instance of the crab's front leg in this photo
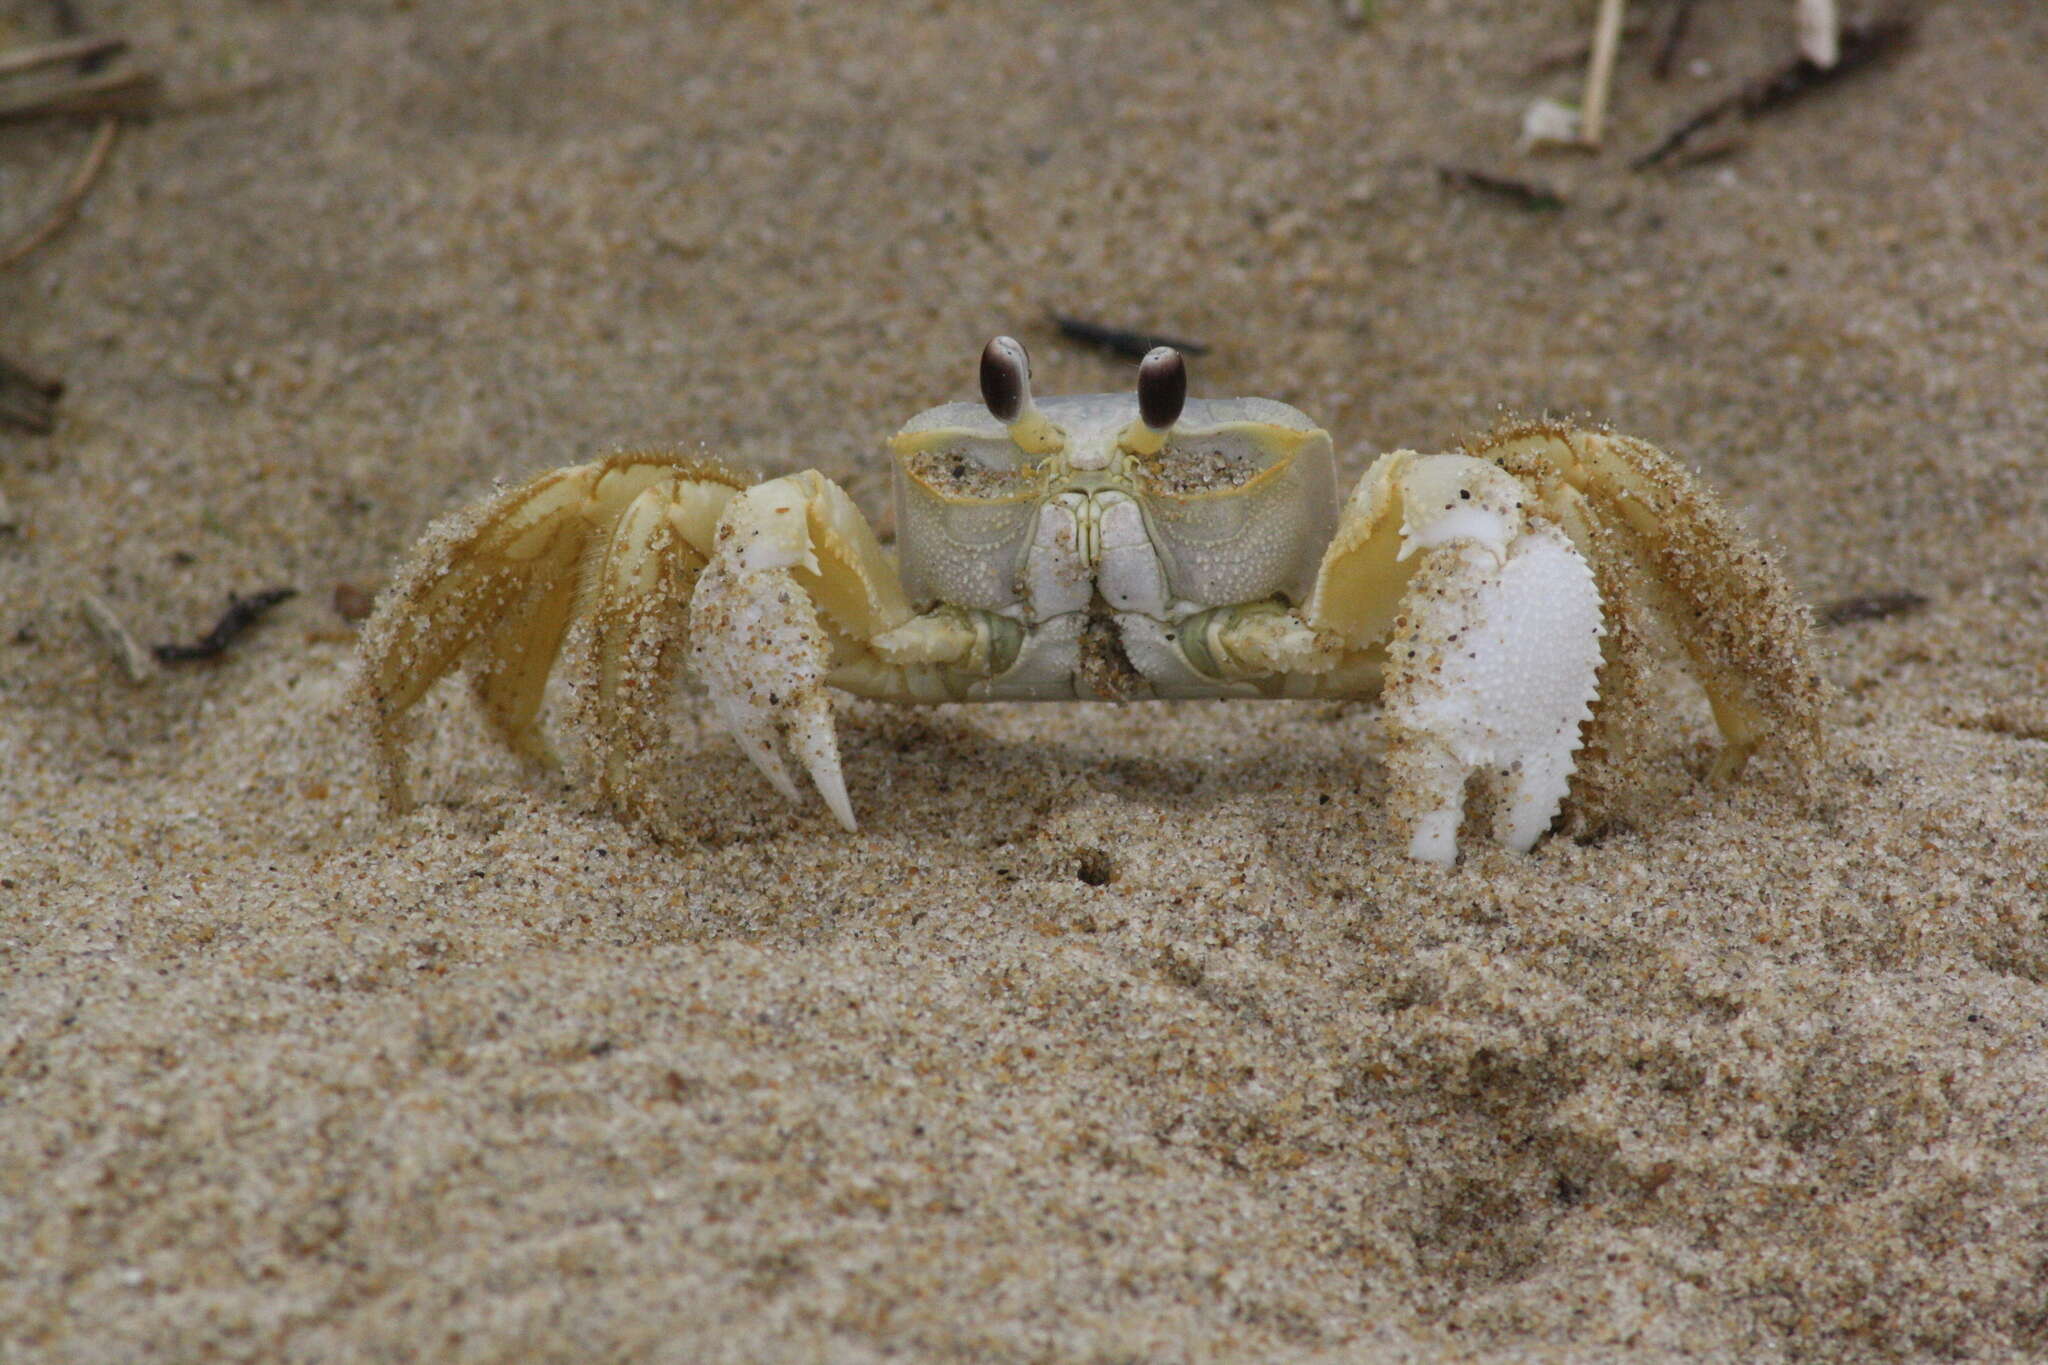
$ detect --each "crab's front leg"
[687,471,915,830]
[358,451,933,832]
[1298,452,1604,864]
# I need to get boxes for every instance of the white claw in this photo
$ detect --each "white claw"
[787,691,856,831]
[688,481,856,826]
[726,711,802,804]
[1382,521,1603,864]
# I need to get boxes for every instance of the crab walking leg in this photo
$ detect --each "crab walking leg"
[463,528,585,766]
[1532,508,1661,830]
[357,452,745,811]
[687,471,912,830]
[577,475,733,818]
[1475,423,1826,781]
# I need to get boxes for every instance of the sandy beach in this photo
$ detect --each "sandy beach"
[3,0,2045,1358]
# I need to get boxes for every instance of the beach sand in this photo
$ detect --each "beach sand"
[3,0,2045,1358]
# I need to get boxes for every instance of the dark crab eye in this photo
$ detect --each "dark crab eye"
[1136,346,1186,431]
[980,336,1031,423]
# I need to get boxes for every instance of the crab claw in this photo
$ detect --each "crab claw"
[688,478,856,830]
[1382,497,1604,863]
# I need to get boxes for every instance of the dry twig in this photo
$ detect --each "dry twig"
[0,113,118,270]
[80,595,158,683]
[1651,0,1699,79]
[1578,0,1627,146]
[1634,18,1913,169]
[1,19,154,425]
[0,33,125,78]
[1795,0,1841,68]
[0,65,157,121]
[154,589,299,664]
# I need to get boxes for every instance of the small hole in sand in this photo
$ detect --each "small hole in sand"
[1074,847,1117,887]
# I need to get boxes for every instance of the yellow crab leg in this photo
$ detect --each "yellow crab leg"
[1473,422,1828,780]
[356,451,743,811]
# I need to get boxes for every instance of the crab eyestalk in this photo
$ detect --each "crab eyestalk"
[1118,346,1185,458]
[980,336,1063,455]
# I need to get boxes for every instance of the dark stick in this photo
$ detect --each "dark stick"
[1436,165,1566,212]
[0,114,118,269]
[1742,17,1912,116]
[1651,0,1697,79]
[154,588,298,663]
[0,351,64,433]
[1634,17,1914,169]
[1049,311,1210,361]
[1632,101,1729,170]
[0,34,126,78]
[0,67,158,122]
[1661,132,1748,170]
[1817,590,1929,628]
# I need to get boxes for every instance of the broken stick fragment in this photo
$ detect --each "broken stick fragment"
[1794,0,1840,69]
[1578,0,1626,147]
[79,594,158,683]
[0,34,128,80]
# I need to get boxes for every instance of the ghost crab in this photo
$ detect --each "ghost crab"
[357,337,1824,863]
